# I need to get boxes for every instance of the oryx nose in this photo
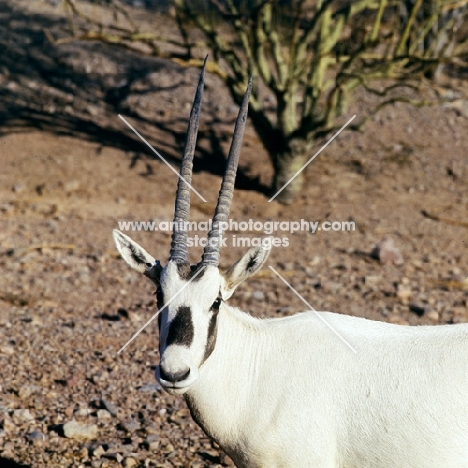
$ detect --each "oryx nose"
[159,366,190,383]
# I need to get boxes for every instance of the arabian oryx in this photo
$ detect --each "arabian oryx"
[113,59,468,468]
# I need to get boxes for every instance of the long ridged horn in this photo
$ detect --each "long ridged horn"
[170,56,207,263]
[201,75,253,267]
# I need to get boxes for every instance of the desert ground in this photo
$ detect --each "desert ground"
[0,1,467,467]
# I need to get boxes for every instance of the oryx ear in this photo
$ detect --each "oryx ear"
[221,237,272,300]
[112,229,162,284]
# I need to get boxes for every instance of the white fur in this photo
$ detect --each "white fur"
[188,307,468,467]
[113,229,468,468]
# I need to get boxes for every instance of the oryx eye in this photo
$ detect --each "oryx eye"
[211,297,222,311]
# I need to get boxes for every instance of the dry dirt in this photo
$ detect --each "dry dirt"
[0,1,467,467]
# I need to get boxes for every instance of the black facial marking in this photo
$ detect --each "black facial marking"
[175,261,206,281]
[176,261,191,280]
[202,311,219,364]
[155,288,164,310]
[166,306,194,347]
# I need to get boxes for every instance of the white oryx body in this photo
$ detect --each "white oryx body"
[184,306,468,468]
[113,59,468,467]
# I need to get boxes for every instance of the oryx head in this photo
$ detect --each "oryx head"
[113,58,271,394]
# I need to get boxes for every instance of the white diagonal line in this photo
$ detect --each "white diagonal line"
[118,114,207,203]
[269,266,357,353]
[268,115,356,202]
[117,266,206,354]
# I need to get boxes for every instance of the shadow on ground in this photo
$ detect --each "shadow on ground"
[0,457,31,468]
[0,1,269,195]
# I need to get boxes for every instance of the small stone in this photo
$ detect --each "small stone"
[409,303,426,317]
[2,441,14,453]
[364,276,380,287]
[27,430,46,444]
[78,446,89,460]
[64,406,75,418]
[86,104,100,116]
[145,434,160,451]
[121,419,140,433]
[97,409,111,420]
[0,345,14,355]
[138,382,162,393]
[252,290,264,301]
[13,408,34,422]
[396,284,412,304]
[145,423,160,435]
[92,445,105,458]
[104,453,123,463]
[427,310,439,321]
[12,183,26,193]
[372,237,404,265]
[123,457,137,468]
[2,416,15,433]
[453,307,466,318]
[322,280,342,294]
[18,384,41,399]
[74,408,93,417]
[101,398,119,417]
[219,452,236,466]
[129,311,142,322]
[64,180,80,192]
[63,420,98,440]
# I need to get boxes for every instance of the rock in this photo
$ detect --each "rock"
[92,445,105,458]
[74,408,93,417]
[123,457,138,468]
[409,303,426,317]
[252,290,264,301]
[64,180,80,192]
[78,446,89,461]
[322,280,342,294]
[2,416,15,433]
[453,307,466,318]
[120,419,140,433]
[364,276,380,288]
[101,398,119,417]
[18,384,41,399]
[396,284,412,304]
[145,423,160,435]
[86,104,101,116]
[97,409,111,420]
[12,183,26,193]
[63,420,98,440]
[27,430,46,444]
[427,310,439,321]
[145,434,160,451]
[2,441,14,453]
[0,345,14,355]
[138,382,162,393]
[104,453,123,463]
[13,408,34,423]
[371,237,404,265]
